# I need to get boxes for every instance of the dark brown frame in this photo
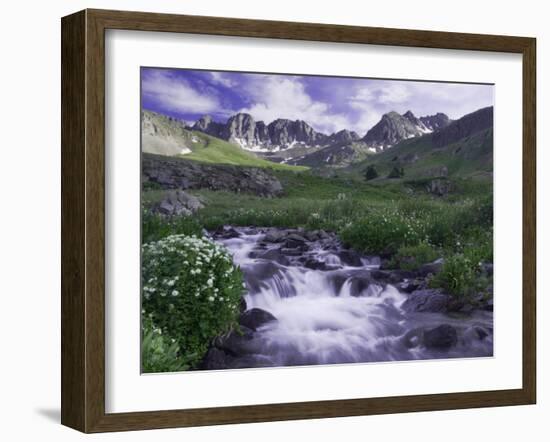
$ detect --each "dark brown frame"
[61,8,536,433]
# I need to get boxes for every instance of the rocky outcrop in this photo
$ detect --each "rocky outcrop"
[426,178,453,196]
[423,324,458,349]
[239,308,277,331]
[142,153,283,197]
[154,189,204,216]
[401,289,451,313]
[432,106,493,148]
[362,110,451,151]
[420,113,451,131]
[192,112,329,151]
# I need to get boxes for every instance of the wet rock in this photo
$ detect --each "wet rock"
[239,297,247,313]
[257,248,290,266]
[264,229,287,243]
[212,326,255,356]
[424,324,458,349]
[417,258,444,277]
[280,247,303,256]
[483,298,494,312]
[347,277,375,297]
[284,233,308,249]
[402,328,424,349]
[372,269,416,284]
[201,347,234,370]
[464,326,489,341]
[239,308,277,331]
[242,262,283,293]
[303,258,330,271]
[214,225,240,239]
[398,278,426,293]
[481,262,493,276]
[338,249,363,267]
[401,289,451,313]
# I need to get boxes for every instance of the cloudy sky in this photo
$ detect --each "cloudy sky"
[141,67,493,136]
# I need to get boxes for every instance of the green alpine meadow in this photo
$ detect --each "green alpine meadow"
[140,68,494,372]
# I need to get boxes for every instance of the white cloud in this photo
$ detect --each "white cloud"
[239,76,352,134]
[209,72,236,88]
[142,70,222,115]
[378,83,412,103]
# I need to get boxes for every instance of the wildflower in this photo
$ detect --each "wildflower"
[171,290,179,297]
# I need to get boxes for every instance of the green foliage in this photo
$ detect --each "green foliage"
[142,210,203,244]
[141,315,189,373]
[141,234,245,370]
[430,253,478,298]
[340,206,424,255]
[184,132,308,171]
[364,165,379,181]
[388,166,405,179]
[391,242,439,271]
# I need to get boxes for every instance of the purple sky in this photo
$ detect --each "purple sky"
[141,67,494,136]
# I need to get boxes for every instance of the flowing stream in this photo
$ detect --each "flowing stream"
[211,226,493,369]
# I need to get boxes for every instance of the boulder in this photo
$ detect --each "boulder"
[401,289,451,313]
[201,347,233,370]
[239,308,277,331]
[338,249,363,267]
[264,229,287,243]
[257,248,290,266]
[417,258,444,277]
[424,324,458,349]
[154,189,204,216]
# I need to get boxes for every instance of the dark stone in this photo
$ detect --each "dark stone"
[257,248,290,266]
[214,225,240,239]
[346,276,374,297]
[280,247,303,256]
[417,258,444,277]
[338,249,363,267]
[401,289,451,313]
[264,229,287,243]
[483,298,494,312]
[424,324,458,349]
[142,154,284,197]
[201,347,233,370]
[398,278,425,293]
[481,263,494,276]
[303,258,329,271]
[402,328,423,349]
[212,326,255,356]
[242,262,283,293]
[372,269,416,284]
[239,308,277,331]
[239,297,247,313]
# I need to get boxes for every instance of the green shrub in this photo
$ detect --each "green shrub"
[431,253,479,298]
[141,234,245,370]
[340,207,426,255]
[364,165,379,181]
[141,315,189,373]
[142,210,203,244]
[391,242,440,271]
[388,167,404,179]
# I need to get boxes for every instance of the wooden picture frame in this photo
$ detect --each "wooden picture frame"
[61,8,536,433]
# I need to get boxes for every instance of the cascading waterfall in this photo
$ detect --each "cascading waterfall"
[212,227,493,369]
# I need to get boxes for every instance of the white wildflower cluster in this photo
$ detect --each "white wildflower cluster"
[141,234,243,309]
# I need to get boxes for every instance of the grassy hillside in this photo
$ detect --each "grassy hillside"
[348,127,493,182]
[142,109,307,171]
[184,132,308,171]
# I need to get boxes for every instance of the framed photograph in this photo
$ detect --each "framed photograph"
[61,9,536,433]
